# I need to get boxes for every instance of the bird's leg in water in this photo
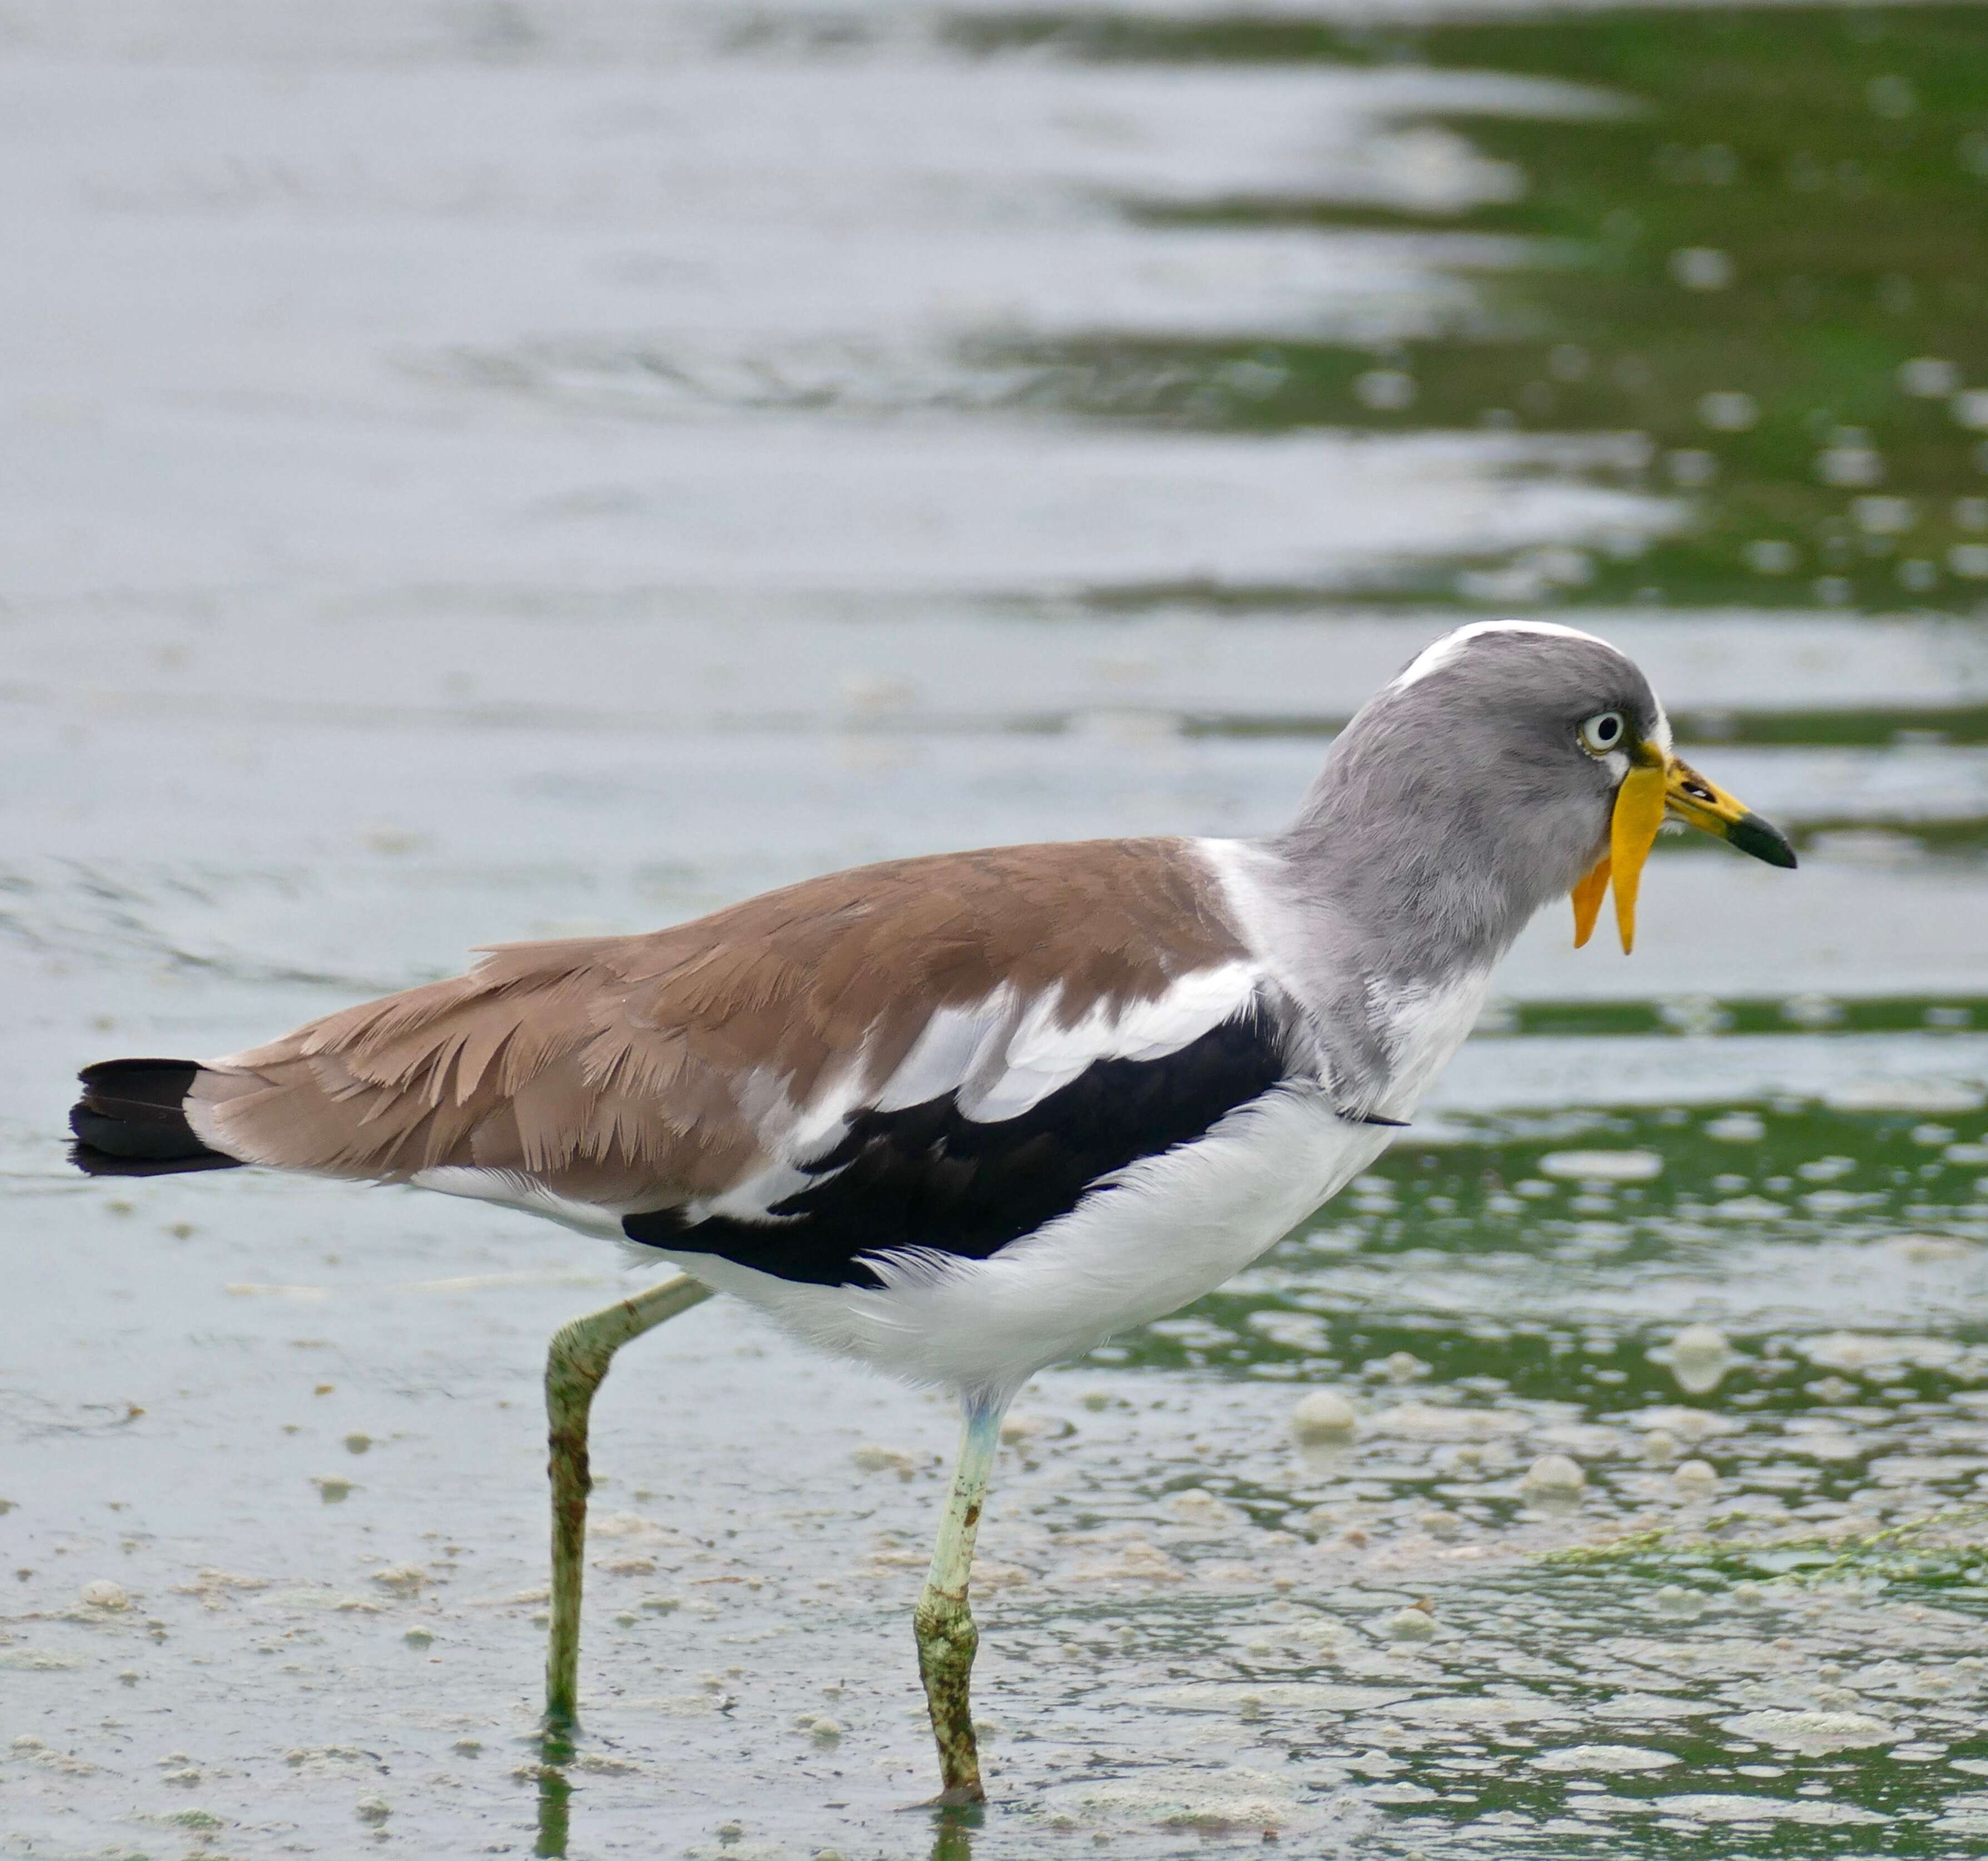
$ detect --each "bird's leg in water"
[914,1398,1007,1805]
[543,1273,713,1728]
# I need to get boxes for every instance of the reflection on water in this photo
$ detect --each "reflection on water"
[955,4,1988,616]
[533,1722,577,1858]
[3,3,1988,1858]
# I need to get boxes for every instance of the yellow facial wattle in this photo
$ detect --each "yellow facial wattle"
[1570,749,1797,953]
[1570,854,1610,949]
[1607,763,1669,953]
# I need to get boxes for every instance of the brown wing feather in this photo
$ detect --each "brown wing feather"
[187,838,1245,1211]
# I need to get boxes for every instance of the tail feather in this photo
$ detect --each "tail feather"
[69,1058,244,1177]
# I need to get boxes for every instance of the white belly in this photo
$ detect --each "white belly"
[654,1085,1393,1401]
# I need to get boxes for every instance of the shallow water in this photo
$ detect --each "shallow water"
[4,3,1988,1856]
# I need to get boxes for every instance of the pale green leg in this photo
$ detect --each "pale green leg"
[543,1272,712,1728]
[914,1399,1007,1805]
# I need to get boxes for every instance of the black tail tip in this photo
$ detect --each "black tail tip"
[69,1058,241,1177]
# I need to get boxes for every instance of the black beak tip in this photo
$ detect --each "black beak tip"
[1730,811,1798,870]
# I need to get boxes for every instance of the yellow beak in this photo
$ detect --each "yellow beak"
[1572,751,1797,953]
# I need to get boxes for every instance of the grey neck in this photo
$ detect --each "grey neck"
[1263,752,1559,986]
[1231,626,1650,1115]
[1233,715,1606,1117]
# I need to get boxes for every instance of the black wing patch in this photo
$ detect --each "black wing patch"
[624,1006,1290,1289]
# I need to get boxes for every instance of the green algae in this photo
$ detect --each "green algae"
[953,4,1988,615]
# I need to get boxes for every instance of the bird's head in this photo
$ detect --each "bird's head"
[1311,621,1796,954]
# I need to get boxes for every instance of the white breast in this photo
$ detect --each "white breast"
[652,1085,1391,1402]
[647,967,1492,1398]
[1367,967,1496,1121]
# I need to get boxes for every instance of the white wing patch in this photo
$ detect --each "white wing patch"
[962,962,1260,1122]
[869,999,1001,1114]
[411,963,1271,1238]
[407,1165,630,1240]
[676,961,1269,1226]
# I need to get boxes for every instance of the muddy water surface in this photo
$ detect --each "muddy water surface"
[5,3,1988,1856]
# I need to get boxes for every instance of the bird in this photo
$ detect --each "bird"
[66,619,1796,1806]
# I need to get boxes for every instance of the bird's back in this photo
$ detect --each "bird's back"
[73,837,1267,1224]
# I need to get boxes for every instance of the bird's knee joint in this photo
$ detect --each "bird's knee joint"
[546,1352,610,1404]
[915,1596,978,1669]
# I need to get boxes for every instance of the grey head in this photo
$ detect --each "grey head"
[1268,621,1793,989]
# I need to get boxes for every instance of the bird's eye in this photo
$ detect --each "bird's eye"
[1579,711,1626,754]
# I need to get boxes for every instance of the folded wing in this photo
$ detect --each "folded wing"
[180,839,1290,1281]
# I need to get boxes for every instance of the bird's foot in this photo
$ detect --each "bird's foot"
[914,1591,984,1804]
[899,1783,986,1811]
